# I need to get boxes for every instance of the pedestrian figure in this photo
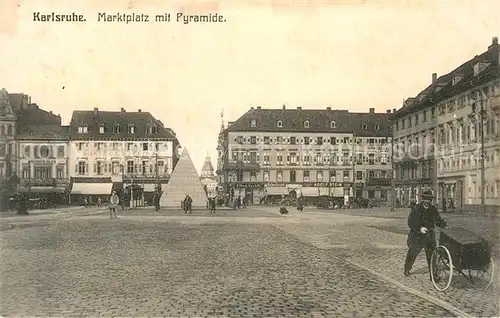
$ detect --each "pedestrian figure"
[184,194,192,214]
[83,197,89,208]
[210,197,216,214]
[441,197,447,213]
[154,189,162,211]
[120,193,125,210]
[296,195,304,212]
[404,190,447,280]
[109,191,119,219]
[97,197,102,208]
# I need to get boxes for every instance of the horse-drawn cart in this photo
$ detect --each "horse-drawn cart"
[430,227,495,291]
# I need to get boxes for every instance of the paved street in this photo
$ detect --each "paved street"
[1,206,499,317]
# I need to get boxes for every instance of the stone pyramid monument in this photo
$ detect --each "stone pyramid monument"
[160,148,208,209]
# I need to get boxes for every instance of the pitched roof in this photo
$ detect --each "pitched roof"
[68,109,177,140]
[390,38,500,120]
[16,104,61,129]
[17,124,69,140]
[226,107,392,137]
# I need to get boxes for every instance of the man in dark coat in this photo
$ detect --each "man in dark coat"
[404,190,447,280]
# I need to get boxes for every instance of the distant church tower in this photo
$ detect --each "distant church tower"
[200,153,217,197]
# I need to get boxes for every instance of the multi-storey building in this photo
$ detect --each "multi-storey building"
[67,107,180,204]
[391,37,500,212]
[16,103,70,203]
[0,88,17,186]
[200,154,217,198]
[219,105,393,205]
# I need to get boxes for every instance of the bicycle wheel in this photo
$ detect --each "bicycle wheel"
[468,257,495,290]
[430,245,453,291]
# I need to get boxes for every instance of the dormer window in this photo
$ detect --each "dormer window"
[330,121,337,128]
[303,120,310,128]
[277,120,283,128]
[147,123,157,134]
[98,125,105,134]
[250,119,256,128]
[375,124,380,131]
[452,75,463,86]
[128,124,135,134]
[113,123,120,134]
[473,62,490,76]
[361,124,368,130]
[78,126,88,133]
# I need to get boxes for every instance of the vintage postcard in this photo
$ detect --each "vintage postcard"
[1,0,499,317]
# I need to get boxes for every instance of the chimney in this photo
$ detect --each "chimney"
[493,37,498,46]
[393,108,397,113]
[250,106,254,110]
[369,108,375,114]
[120,107,125,113]
[282,104,286,110]
[297,106,302,110]
[138,109,142,112]
[326,107,331,110]
[49,110,53,114]
[256,106,261,109]
[93,107,98,115]
[432,73,437,83]
[386,109,391,114]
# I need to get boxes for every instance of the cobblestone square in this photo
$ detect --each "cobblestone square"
[0,207,498,317]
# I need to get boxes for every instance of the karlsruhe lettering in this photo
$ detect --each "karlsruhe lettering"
[33,12,86,22]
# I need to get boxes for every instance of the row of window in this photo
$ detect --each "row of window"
[0,124,14,136]
[77,123,158,134]
[439,150,500,173]
[75,142,164,152]
[468,180,500,199]
[75,160,167,176]
[21,145,65,158]
[395,81,499,132]
[21,165,65,179]
[227,169,391,183]
[234,135,390,146]
[0,143,14,157]
[252,119,386,131]
[231,151,389,166]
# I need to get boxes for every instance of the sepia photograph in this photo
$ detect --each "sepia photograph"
[0,0,499,317]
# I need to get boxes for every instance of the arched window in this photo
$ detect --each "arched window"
[113,123,120,134]
[277,120,283,128]
[330,121,337,128]
[375,124,380,131]
[304,121,310,128]
[361,124,368,130]
[250,119,256,128]
[147,124,158,134]
[7,124,12,135]
[0,125,5,135]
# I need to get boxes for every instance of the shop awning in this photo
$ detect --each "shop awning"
[318,187,330,196]
[265,187,289,196]
[71,183,113,195]
[301,187,320,197]
[332,187,345,197]
[143,184,157,192]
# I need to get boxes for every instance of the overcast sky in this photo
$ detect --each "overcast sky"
[1,0,499,172]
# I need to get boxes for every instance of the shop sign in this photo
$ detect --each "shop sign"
[302,182,345,187]
[235,183,264,189]
[31,159,56,164]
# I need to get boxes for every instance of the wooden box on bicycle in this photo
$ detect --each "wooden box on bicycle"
[438,227,491,271]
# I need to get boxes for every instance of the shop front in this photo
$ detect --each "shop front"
[70,177,113,205]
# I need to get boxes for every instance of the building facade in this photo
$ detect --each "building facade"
[200,154,217,198]
[0,88,17,184]
[220,105,393,205]
[67,107,180,204]
[391,37,500,212]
